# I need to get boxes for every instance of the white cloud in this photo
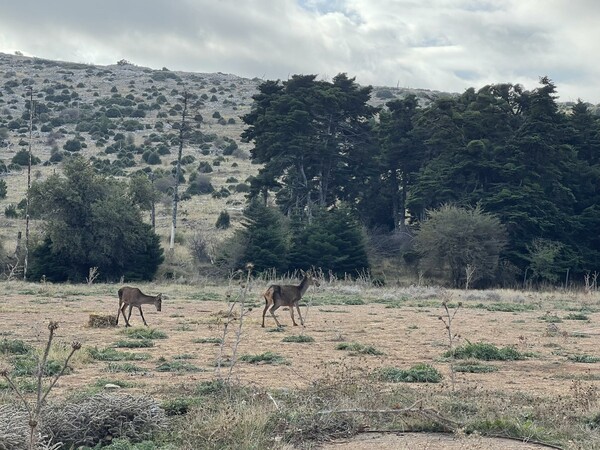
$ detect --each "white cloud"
[0,0,598,102]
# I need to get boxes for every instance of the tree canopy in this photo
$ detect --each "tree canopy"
[28,157,164,282]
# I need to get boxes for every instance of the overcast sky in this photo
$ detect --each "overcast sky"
[1,0,599,103]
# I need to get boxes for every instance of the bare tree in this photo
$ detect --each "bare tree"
[24,87,34,279]
[169,91,189,253]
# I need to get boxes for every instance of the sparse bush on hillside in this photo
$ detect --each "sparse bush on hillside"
[11,149,41,166]
[186,175,214,195]
[215,210,231,229]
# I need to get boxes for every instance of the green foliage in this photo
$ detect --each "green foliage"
[446,342,526,361]
[114,339,154,348]
[88,347,150,361]
[289,206,369,277]
[282,335,315,343]
[336,342,384,355]
[375,364,442,383]
[11,149,40,166]
[63,138,82,152]
[239,352,289,365]
[415,205,507,287]
[215,210,230,229]
[239,199,289,273]
[28,157,164,282]
[0,339,32,355]
[192,337,222,344]
[122,327,167,340]
[567,354,600,363]
[155,360,202,372]
[453,363,498,373]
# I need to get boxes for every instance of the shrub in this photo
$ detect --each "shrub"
[375,364,442,383]
[11,149,41,166]
[336,342,383,355]
[239,352,288,365]
[122,328,167,340]
[42,393,166,447]
[63,139,82,152]
[445,342,526,361]
[0,339,32,355]
[215,210,231,229]
[282,335,315,343]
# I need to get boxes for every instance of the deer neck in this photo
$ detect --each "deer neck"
[298,276,311,295]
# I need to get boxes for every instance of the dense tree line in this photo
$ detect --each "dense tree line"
[241,75,600,286]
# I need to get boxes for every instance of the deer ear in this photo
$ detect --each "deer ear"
[300,269,305,276]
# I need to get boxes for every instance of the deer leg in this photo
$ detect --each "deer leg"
[289,306,298,326]
[296,304,305,327]
[126,305,134,327]
[116,301,122,325]
[122,304,131,327]
[269,305,282,328]
[262,295,271,328]
[138,306,148,326]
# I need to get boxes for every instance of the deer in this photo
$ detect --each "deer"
[116,286,162,327]
[262,270,320,328]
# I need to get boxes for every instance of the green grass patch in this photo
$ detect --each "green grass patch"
[105,362,146,373]
[239,352,289,365]
[192,337,222,344]
[540,314,562,323]
[473,302,536,312]
[155,360,202,372]
[88,347,150,361]
[445,341,527,361]
[114,339,154,348]
[567,354,600,363]
[375,364,442,383]
[0,338,32,355]
[564,313,590,321]
[0,378,37,392]
[122,327,167,339]
[336,342,384,356]
[266,327,286,332]
[161,397,198,416]
[453,363,498,373]
[467,417,551,443]
[10,355,69,377]
[282,335,315,343]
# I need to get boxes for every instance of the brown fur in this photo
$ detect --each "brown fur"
[262,271,319,328]
[116,286,162,327]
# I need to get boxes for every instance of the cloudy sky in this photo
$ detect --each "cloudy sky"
[1,0,599,103]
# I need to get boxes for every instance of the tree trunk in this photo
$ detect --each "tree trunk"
[170,92,188,252]
[24,87,33,280]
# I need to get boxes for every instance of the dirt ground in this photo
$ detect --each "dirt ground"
[1,285,598,448]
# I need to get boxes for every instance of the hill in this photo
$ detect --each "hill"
[0,52,456,279]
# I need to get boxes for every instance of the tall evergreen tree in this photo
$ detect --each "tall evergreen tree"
[28,157,164,281]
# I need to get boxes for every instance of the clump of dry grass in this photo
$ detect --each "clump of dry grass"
[87,313,117,328]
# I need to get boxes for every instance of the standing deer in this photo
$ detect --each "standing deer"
[116,286,162,327]
[262,270,320,328]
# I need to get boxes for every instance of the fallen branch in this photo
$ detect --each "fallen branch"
[317,403,460,432]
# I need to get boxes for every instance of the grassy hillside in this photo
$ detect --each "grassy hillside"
[0,53,463,281]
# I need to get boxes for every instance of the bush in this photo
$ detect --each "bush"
[63,139,82,152]
[42,393,166,447]
[11,149,41,166]
[215,210,231,229]
[375,364,442,383]
[446,342,526,361]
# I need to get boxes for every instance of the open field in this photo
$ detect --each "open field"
[2,279,600,448]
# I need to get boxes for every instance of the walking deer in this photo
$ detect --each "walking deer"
[116,286,163,327]
[262,270,320,328]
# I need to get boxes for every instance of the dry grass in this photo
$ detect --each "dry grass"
[0,280,600,447]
